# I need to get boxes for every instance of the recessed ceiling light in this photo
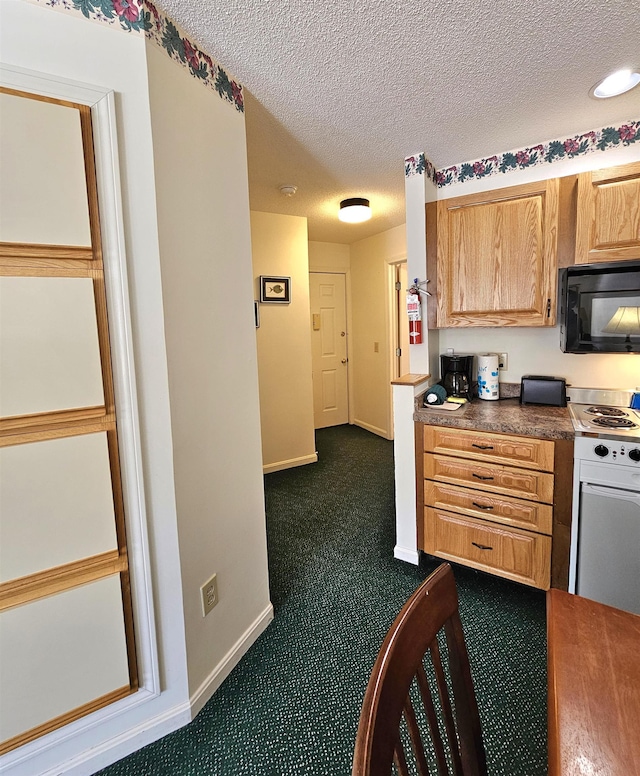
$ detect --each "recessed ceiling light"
[591,69,640,99]
[338,198,372,223]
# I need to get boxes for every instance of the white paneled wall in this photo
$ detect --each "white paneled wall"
[0,277,104,417]
[0,433,117,581]
[0,576,129,741]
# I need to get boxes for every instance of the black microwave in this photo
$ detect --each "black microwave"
[559,260,640,354]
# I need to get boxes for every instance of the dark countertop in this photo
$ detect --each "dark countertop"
[414,396,575,440]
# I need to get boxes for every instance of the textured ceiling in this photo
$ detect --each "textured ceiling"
[158,0,640,243]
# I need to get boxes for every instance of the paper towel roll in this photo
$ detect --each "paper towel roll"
[477,353,500,401]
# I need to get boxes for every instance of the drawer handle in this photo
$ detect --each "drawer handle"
[472,542,493,551]
[472,473,494,481]
[472,443,494,450]
[472,501,494,510]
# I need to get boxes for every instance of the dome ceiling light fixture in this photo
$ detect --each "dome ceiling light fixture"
[279,184,298,196]
[590,68,640,99]
[338,197,372,223]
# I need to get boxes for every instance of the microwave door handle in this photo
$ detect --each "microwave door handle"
[581,482,640,505]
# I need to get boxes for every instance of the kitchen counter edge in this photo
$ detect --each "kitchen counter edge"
[414,397,575,440]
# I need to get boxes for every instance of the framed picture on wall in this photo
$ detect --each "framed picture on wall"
[260,276,291,304]
[254,300,260,328]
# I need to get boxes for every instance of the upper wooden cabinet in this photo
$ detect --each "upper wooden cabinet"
[575,161,640,264]
[436,178,559,327]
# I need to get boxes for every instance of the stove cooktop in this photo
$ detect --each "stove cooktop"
[568,402,640,440]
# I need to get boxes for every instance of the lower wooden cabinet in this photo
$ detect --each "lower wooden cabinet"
[424,507,551,590]
[418,423,571,590]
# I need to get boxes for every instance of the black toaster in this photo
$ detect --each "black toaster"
[520,375,567,407]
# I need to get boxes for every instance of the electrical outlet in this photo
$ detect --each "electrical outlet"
[200,573,218,617]
[499,352,508,371]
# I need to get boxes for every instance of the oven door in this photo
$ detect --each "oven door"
[575,481,640,615]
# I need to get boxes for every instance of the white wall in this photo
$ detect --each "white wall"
[146,41,272,701]
[349,225,406,439]
[251,211,317,472]
[308,240,350,272]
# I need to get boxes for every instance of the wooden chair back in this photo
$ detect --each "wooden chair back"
[352,563,487,776]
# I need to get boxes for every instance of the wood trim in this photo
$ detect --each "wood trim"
[550,437,574,590]
[0,265,98,279]
[0,405,106,432]
[0,413,115,447]
[0,551,127,612]
[79,104,104,268]
[425,201,438,329]
[93,276,116,415]
[441,178,560,208]
[0,241,93,262]
[557,176,577,269]
[415,423,425,551]
[0,86,83,111]
[390,373,430,386]
[590,160,640,183]
[0,684,133,756]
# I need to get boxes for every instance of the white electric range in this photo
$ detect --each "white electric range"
[567,388,640,615]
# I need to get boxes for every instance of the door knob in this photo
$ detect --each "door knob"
[341,358,348,364]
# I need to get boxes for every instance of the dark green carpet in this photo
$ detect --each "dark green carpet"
[97,425,547,775]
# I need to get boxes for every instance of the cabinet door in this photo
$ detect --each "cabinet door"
[575,161,640,264]
[437,179,559,327]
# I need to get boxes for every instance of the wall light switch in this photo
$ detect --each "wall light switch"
[499,352,508,371]
[312,314,321,331]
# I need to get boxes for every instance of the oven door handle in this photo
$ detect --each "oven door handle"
[582,482,640,505]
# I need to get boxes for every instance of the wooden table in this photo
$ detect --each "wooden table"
[547,589,640,774]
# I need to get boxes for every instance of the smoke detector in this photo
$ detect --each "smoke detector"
[279,185,298,197]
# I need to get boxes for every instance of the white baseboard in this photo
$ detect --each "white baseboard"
[394,545,420,565]
[352,419,391,439]
[36,700,193,776]
[263,453,317,474]
[189,603,274,718]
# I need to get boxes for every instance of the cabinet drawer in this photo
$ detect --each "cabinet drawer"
[424,480,552,535]
[424,453,554,503]
[423,425,554,471]
[423,507,551,590]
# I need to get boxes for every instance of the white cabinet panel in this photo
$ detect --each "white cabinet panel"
[0,277,104,418]
[0,575,130,743]
[0,93,91,246]
[0,433,117,582]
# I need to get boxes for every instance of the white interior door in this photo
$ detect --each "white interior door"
[310,272,349,428]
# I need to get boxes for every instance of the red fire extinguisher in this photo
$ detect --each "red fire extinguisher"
[406,289,422,345]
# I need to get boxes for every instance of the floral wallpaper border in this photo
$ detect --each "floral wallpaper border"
[404,153,437,185]
[29,0,244,112]
[406,121,640,185]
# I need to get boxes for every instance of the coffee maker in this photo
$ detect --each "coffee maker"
[440,354,474,401]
